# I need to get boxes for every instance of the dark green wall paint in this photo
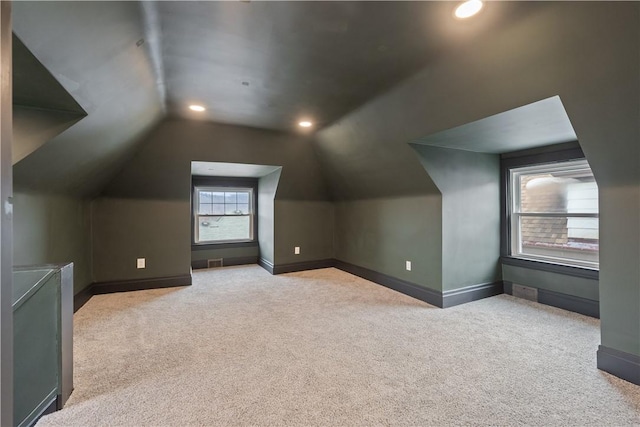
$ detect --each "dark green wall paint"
[316,2,639,356]
[13,106,83,165]
[103,119,329,201]
[12,192,92,294]
[92,198,190,282]
[412,146,501,291]
[258,169,281,264]
[12,1,164,197]
[502,265,598,302]
[191,246,259,264]
[274,200,334,265]
[334,196,442,291]
[94,119,331,281]
[599,186,639,356]
[12,34,85,115]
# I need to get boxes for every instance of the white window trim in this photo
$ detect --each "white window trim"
[193,186,255,245]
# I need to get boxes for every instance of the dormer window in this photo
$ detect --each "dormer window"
[508,159,599,269]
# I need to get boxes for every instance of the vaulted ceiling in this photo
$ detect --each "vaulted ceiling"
[156,1,531,130]
[11,1,542,196]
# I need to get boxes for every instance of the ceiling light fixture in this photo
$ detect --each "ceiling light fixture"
[298,121,313,128]
[454,0,483,19]
[189,105,206,112]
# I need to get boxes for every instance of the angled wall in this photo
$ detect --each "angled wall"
[258,169,281,265]
[412,145,501,291]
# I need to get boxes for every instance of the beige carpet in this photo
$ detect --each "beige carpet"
[38,266,640,426]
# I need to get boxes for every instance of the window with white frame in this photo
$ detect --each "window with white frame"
[508,159,599,269]
[193,186,255,244]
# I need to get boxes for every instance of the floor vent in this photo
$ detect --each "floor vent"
[512,284,538,302]
[207,258,223,269]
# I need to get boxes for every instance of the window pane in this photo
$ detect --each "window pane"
[517,167,598,214]
[194,185,255,244]
[510,159,599,269]
[237,192,249,204]
[236,203,249,214]
[225,204,238,215]
[225,192,237,203]
[212,192,225,203]
[199,191,212,203]
[517,215,598,266]
[212,204,225,215]
[198,203,212,215]
[197,216,251,242]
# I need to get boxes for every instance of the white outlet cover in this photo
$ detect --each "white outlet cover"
[137,258,146,269]
[406,261,412,271]
[294,246,300,255]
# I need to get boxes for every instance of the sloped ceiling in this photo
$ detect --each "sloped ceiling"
[410,96,577,154]
[12,1,164,196]
[11,1,540,198]
[157,1,524,131]
[13,34,86,164]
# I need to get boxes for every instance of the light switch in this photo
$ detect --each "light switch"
[137,258,146,269]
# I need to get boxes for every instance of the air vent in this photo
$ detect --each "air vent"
[207,258,223,269]
[512,284,538,302]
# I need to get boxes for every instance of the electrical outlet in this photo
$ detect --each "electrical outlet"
[406,261,412,271]
[294,246,300,255]
[137,258,146,269]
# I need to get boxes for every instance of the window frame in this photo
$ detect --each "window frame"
[500,142,599,279]
[191,176,258,249]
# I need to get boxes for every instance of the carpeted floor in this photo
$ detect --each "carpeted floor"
[38,266,640,426]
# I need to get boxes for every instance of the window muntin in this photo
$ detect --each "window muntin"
[194,186,254,244]
[509,159,599,269]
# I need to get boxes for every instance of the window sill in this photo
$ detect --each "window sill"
[500,256,599,280]
[192,241,258,251]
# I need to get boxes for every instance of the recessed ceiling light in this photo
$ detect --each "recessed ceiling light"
[454,0,483,19]
[189,105,206,112]
[299,121,313,128]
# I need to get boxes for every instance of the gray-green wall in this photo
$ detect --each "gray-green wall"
[502,265,598,302]
[12,191,92,294]
[91,198,190,282]
[334,195,442,290]
[275,200,334,265]
[315,2,639,357]
[413,146,501,291]
[257,169,281,265]
[94,119,333,282]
